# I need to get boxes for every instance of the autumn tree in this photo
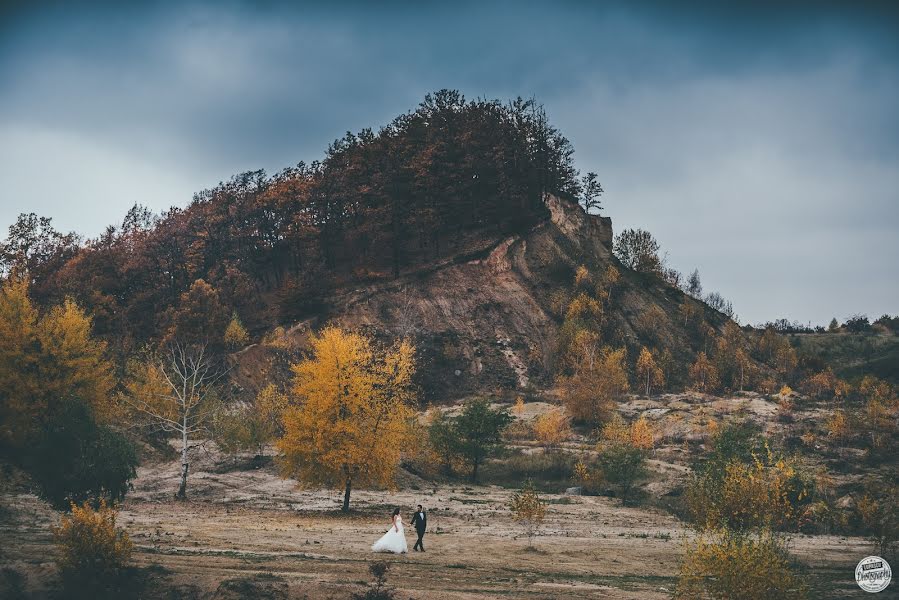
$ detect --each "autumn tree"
[256,383,289,444]
[214,383,289,458]
[600,265,620,306]
[773,344,798,381]
[601,413,656,451]
[278,327,416,512]
[689,352,719,393]
[224,312,249,349]
[4,92,586,354]
[124,343,225,499]
[509,480,547,546]
[532,409,571,452]
[636,347,664,397]
[713,322,747,391]
[559,344,629,425]
[0,277,116,446]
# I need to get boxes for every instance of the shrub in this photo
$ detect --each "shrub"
[481,450,575,488]
[532,409,571,452]
[212,404,269,458]
[855,481,899,560]
[352,561,396,600]
[52,499,133,595]
[687,455,813,532]
[700,421,764,481]
[676,529,807,600]
[26,400,138,510]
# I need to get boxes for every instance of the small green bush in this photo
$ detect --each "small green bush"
[26,400,138,509]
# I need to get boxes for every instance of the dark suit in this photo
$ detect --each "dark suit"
[411,510,427,551]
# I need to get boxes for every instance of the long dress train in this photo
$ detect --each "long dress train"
[372,516,408,553]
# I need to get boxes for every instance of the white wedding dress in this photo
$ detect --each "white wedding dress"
[372,516,408,553]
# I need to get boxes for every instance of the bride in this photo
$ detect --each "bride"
[371,508,408,554]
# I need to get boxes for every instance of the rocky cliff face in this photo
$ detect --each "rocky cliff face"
[231,194,735,404]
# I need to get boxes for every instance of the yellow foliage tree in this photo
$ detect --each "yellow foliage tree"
[573,264,592,290]
[629,414,656,451]
[826,409,850,452]
[532,408,571,452]
[513,396,525,415]
[559,345,629,425]
[224,312,249,349]
[600,265,620,306]
[564,292,603,323]
[601,413,655,450]
[689,351,719,393]
[509,480,546,547]
[278,326,416,512]
[0,277,114,446]
[635,347,664,397]
[256,383,289,442]
[774,344,798,379]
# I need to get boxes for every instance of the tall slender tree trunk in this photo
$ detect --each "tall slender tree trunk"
[177,424,189,499]
[342,478,352,512]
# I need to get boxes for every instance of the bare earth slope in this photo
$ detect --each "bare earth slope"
[231,195,740,403]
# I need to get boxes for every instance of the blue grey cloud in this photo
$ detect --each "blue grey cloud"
[1,1,897,325]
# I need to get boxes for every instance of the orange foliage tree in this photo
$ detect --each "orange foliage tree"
[278,326,416,512]
[689,351,719,393]
[559,342,629,425]
[532,408,571,452]
[635,347,664,397]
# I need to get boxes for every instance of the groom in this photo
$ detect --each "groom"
[411,504,427,552]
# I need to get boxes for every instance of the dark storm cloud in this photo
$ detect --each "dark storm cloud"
[1,1,897,324]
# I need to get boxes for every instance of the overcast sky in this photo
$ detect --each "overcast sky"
[1,1,897,325]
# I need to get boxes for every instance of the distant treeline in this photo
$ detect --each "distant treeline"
[756,315,899,335]
[1,90,587,351]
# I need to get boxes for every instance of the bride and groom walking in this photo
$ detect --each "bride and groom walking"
[371,505,427,554]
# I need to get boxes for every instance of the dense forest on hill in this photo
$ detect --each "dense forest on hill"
[0,90,588,352]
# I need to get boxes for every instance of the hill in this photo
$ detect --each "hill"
[2,90,755,403]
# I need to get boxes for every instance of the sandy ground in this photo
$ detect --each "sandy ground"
[0,443,878,599]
